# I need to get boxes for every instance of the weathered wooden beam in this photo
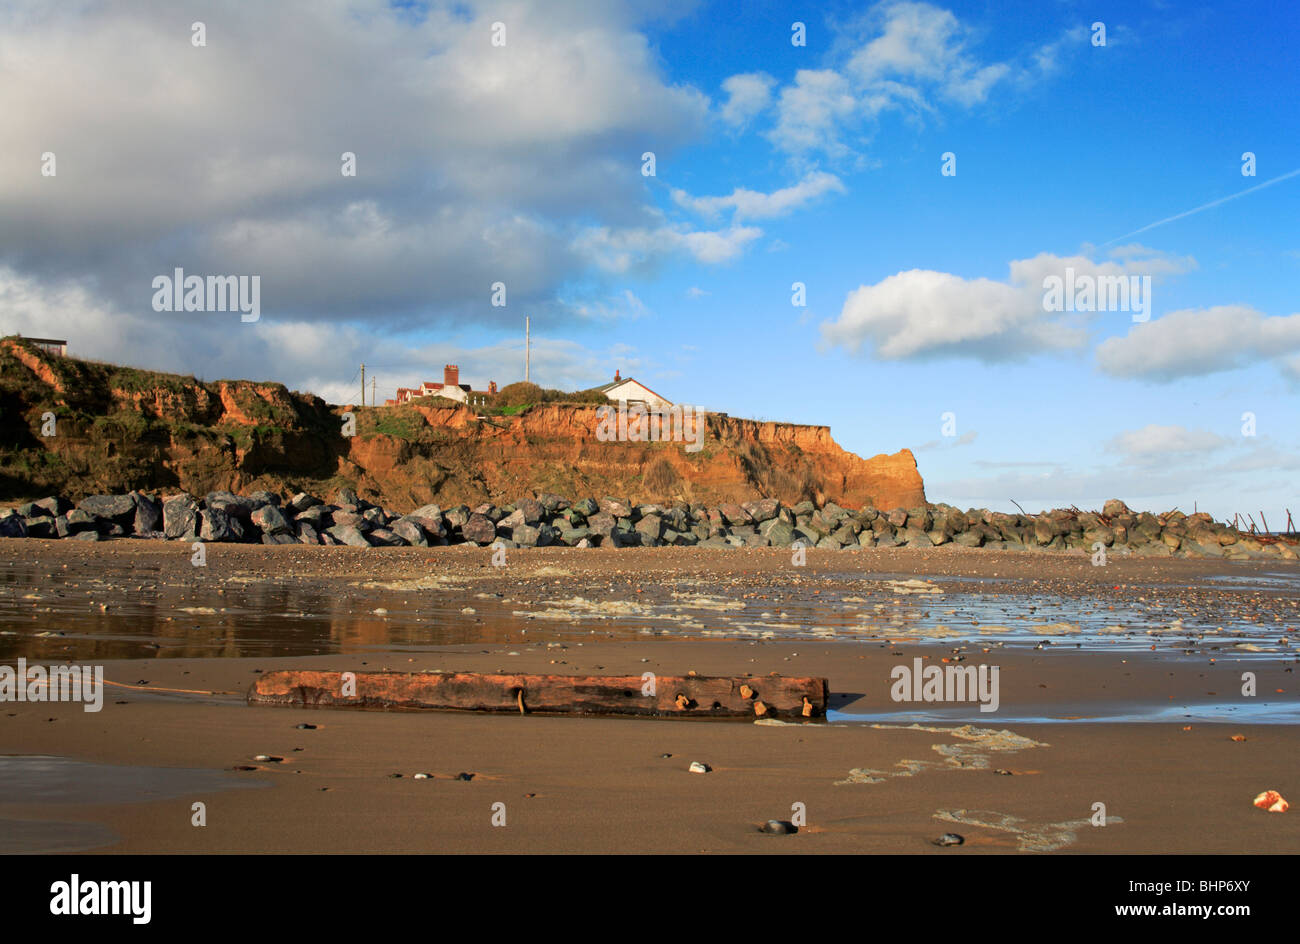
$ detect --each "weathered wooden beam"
[248,670,828,721]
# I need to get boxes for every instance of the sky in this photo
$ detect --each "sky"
[1,0,1298,522]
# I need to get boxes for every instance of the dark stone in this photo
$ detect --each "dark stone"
[391,518,430,547]
[288,492,322,514]
[34,496,72,517]
[65,509,97,534]
[200,507,241,542]
[163,494,199,539]
[78,494,136,524]
[461,513,497,545]
[326,524,371,547]
[0,512,28,538]
[367,528,406,547]
[251,504,293,536]
[586,512,617,538]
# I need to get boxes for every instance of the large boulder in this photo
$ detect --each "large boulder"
[586,512,617,539]
[251,504,293,536]
[163,494,200,539]
[717,503,751,527]
[34,496,73,517]
[326,524,372,547]
[759,518,796,546]
[78,494,136,526]
[391,518,431,547]
[461,513,497,545]
[200,507,244,542]
[0,511,28,538]
[598,497,633,518]
[514,498,544,526]
[635,514,664,543]
[288,492,323,514]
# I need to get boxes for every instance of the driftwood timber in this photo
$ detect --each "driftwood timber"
[248,670,829,721]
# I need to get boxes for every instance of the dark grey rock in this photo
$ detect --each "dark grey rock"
[251,504,293,536]
[326,524,371,547]
[163,494,200,539]
[78,494,136,524]
[199,507,241,542]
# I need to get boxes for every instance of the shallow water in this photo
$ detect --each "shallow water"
[0,754,267,852]
[0,560,1295,662]
[829,699,1300,725]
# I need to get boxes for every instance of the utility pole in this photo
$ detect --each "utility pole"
[360,363,365,407]
[525,316,530,384]
[371,377,376,407]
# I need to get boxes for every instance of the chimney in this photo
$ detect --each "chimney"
[614,369,621,382]
[488,381,498,395]
[444,364,459,387]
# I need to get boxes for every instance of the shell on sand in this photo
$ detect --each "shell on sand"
[1253,790,1289,812]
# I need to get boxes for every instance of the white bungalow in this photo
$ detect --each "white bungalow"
[594,370,672,408]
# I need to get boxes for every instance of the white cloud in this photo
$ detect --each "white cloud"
[573,223,762,272]
[768,69,859,158]
[1096,306,1300,381]
[0,265,620,403]
[671,171,845,220]
[0,0,710,324]
[822,249,1192,361]
[765,1,1078,160]
[719,72,775,127]
[1106,425,1232,464]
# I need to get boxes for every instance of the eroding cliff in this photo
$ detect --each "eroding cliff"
[0,338,925,510]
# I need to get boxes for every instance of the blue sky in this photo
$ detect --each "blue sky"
[2,0,1297,521]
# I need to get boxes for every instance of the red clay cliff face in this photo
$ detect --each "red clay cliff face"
[0,341,925,510]
[338,403,925,511]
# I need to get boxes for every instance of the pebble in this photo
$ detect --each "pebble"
[455,772,475,781]
[933,833,964,846]
[413,773,430,780]
[758,820,796,835]
[295,723,317,730]
[688,761,711,774]
[253,754,283,763]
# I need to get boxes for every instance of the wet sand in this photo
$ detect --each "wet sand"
[1,540,1297,853]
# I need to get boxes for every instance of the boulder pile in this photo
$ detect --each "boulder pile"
[0,492,1294,561]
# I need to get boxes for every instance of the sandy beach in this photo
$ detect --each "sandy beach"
[2,540,1297,854]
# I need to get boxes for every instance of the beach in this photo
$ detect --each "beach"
[1,541,1297,854]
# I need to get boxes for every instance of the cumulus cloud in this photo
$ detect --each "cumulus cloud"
[572,223,762,272]
[719,72,776,127]
[1096,306,1300,381]
[0,0,711,327]
[764,1,1079,159]
[1106,425,1232,464]
[670,171,845,221]
[0,265,622,403]
[821,249,1192,361]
